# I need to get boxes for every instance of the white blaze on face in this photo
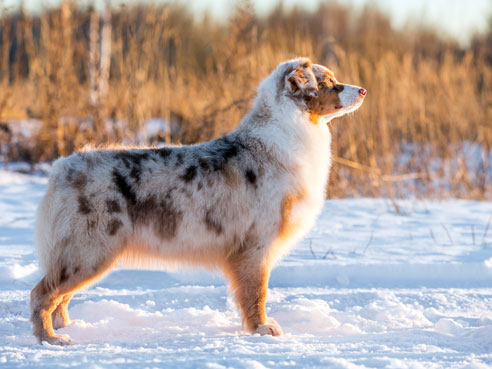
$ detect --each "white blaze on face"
[338,84,364,108]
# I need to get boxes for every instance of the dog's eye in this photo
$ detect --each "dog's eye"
[328,78,335,84]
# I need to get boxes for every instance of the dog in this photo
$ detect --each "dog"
[30,58,366,345]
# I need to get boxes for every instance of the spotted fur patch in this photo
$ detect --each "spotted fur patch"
[78,195,92,215]
[107,218,123,236]
[204,209,223,235]
[105,199,122,213]
[181,165,197,182]
[245,169,257,185]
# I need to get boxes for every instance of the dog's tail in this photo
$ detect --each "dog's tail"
[35,158,70,288]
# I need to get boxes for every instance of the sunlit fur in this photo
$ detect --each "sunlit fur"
[30,58,366,345]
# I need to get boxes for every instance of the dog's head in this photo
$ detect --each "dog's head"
[307,63,366,121]
[276,58,366,123]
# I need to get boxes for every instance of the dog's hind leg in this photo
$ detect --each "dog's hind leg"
[52,293,73,330]
[223,252,283,336]
[30,255,117,345]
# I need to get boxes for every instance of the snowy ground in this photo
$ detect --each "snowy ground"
[0,170,491,369]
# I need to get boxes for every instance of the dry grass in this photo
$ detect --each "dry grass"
[0,1,491,199]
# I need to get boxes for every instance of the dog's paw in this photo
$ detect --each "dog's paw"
[42,334,72,346]
[255,317,283,336]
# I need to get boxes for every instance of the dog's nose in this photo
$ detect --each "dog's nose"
[358,88,367,96]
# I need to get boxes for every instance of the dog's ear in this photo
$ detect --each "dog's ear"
[286,60,318,97]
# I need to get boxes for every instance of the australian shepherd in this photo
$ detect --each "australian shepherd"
[30,58,366,344]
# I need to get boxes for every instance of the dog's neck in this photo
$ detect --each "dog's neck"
[238,72,305,128]
[235,74,332,195]
[237,73,329,139]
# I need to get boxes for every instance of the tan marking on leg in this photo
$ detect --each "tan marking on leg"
[30,278,67,344]
[52,294,73,330]
[223,256,269,333]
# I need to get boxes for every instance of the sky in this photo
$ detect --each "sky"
[2,0,491,45]
[189,0,491,45]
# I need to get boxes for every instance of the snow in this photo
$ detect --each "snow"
[0,169,491,368]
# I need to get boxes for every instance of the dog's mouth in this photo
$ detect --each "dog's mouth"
[334,105,343,110]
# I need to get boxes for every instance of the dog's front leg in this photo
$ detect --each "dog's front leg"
[223,252,283,336]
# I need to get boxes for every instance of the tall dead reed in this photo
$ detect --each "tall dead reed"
[0,1,490,199]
